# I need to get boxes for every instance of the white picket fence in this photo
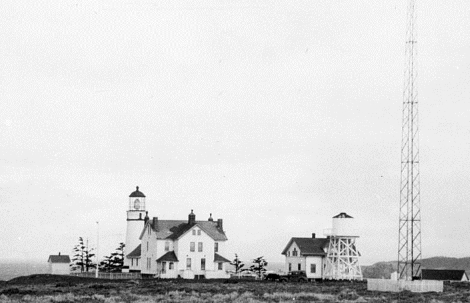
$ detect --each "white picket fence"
[367,279,443,293]
[71,272,141,280]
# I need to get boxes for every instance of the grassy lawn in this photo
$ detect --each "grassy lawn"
[1,275,469,302]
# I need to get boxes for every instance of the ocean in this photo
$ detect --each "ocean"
[0,260,49,281]
[0,260,285,281]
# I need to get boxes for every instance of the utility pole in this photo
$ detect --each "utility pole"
[96,221,100,278]
[397,0,422,280]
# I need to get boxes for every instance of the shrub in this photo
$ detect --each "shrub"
[337,288,359,301]
[0,294,12,303]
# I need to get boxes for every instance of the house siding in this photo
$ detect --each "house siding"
[140,225,158,274]
[176,226,216,274]
[49,262,70,275]
[305,256,323,279]
[284,242,305,272]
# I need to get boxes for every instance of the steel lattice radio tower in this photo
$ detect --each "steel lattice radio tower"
[397,0,421,280]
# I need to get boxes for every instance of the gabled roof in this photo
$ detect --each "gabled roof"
[47,255,71,263]
[142,220,227,241]
[156,251,178,262]
[422,269,468,281]
[126,244,141,259]
[214,253,230,263]
[281,237,329,256]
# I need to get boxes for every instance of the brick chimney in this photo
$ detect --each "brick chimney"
[312,233,316,238]
[152,217,158,230]
[217,218,223,230]
[188,210,196,225]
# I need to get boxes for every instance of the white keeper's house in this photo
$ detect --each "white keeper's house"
[281,234,328,280]
[282,212,362,281]
[122,186,230,279]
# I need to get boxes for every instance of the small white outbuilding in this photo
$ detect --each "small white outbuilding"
[47,253,71,275]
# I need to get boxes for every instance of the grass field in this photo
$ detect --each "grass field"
[1,275,470,302]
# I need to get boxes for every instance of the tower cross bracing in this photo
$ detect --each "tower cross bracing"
[324,236,362,280]
[398,0,422,280]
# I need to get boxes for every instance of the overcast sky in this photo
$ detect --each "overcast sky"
[1,0,469,266]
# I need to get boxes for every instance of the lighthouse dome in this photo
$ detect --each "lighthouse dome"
[129,186,146,198]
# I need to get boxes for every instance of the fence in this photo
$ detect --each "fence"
[71,272,141,280]
[367,279,443,293]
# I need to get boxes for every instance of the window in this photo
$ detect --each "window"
[214,242,219,253]
[292,248,298,256]
[162,262,166,274]
[136,259,139,267]
[186,258,192,270]
[190,242,195,252]
[287,251,290,257]
[218,262,223,271]
[192,230,196,235]
[165,241,170,251]
[197,229,201,236]
[131,259,134,266]
[169,262,174,270]
[289,263,292,272]
[201,258,206,270]
[147,258,151,270]
[298,263,301,271]
[198,242,203,252]
[310,264,316,274]
[147,242,149,251]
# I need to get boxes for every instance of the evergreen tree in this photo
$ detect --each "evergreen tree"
[100,242,125,272]
[250,256,268,279]
[70,237,96,272]
[99,255,114,272]
[230,254,245,274]
[109,242,125,272]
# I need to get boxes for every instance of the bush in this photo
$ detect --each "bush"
[337,288,359,301]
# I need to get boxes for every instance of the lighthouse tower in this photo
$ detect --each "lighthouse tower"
[323,212,362,280]
[122,186,147,272]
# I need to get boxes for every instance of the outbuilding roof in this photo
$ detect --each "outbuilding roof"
[214,253,231,263]
[156,251,179,262]
[281,237,329,256]
[126,244,141,258]
[422,269,468,281]
[47,255,71,263]
[129,186,146,198]
[144,220,227,241]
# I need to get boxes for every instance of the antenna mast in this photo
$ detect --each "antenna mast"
[398,0,421,280]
